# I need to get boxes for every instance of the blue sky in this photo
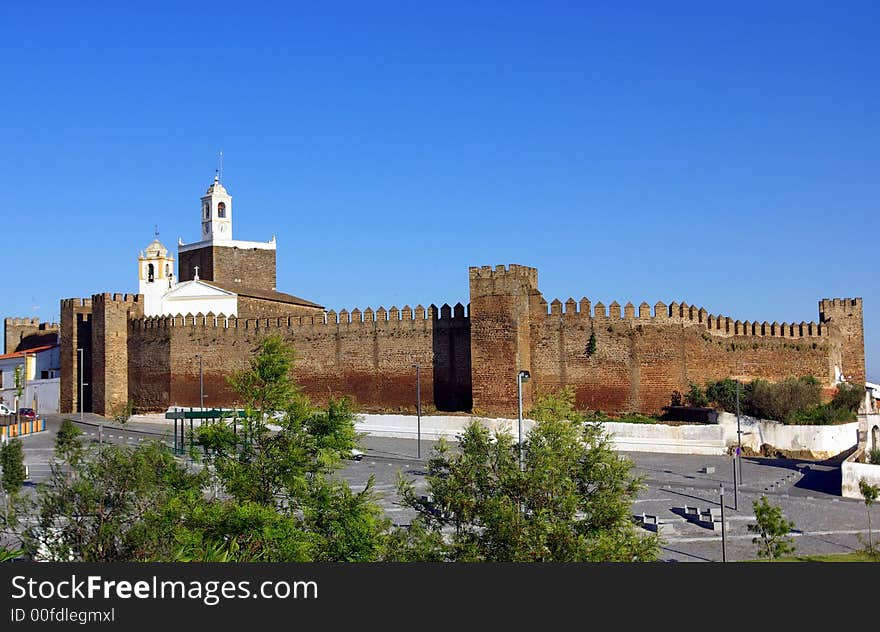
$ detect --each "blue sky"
[1,1,877,380]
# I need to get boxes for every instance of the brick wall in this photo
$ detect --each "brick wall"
[179,245,276,291]
[129,307,472,413]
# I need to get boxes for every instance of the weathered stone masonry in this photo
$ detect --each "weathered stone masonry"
[58,264,865,417]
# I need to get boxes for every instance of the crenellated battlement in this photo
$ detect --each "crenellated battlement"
[819,297,862,322]
[469,264,538,288]
[91,292,142,305]
[4,317,59,329]
[535,294,827,338]
[129,302,471,332]
[61,297,93,308]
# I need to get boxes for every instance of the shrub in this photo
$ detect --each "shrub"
[705,378,740,413]
[831,383,864,413]
[747,377,822,423]
[685,382,708,407]
[788,403,855,426]
[868,449,880,466]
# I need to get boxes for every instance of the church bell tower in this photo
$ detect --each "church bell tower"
[138,237,174,316]
[200,174,232,242]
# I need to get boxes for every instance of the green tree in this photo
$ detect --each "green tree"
[387,399,658,562]
[55,419,85,465]
[228,334,302,415]
[25,335,389,562]
[1,439,26,496]
[529,385,581,423]
[25,441,207,562]
[858,478,879,555]
[748,496,796,559]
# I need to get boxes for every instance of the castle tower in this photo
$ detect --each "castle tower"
[819,298,865,385]
[469,264,540,415]
[138,238,174,316]
[200,174,233,242]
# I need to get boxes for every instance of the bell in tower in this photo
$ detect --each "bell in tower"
[138,236,175,315]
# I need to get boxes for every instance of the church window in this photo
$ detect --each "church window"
[203,203,209,219]
[218,202,226,218]
[147,263,155,282]
[165,264,171,277]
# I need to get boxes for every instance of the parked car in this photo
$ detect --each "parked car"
[0,403,13,416]
[17,408,36,419]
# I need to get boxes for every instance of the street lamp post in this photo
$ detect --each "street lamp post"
[198,354,205,410]
[517,370,530,472]
[76,348,86,422]
[412,363,421,459]
[736,379,743,486]
[720,483,727,562]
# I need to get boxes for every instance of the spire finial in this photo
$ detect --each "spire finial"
[219,150,223,182]
[154,224,159,238]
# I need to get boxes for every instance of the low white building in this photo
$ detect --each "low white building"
[0,342,60,414]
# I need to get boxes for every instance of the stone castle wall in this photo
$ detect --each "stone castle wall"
[127,304,471,413]
[57,265,865,417]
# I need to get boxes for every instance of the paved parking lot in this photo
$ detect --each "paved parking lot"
[9,415,877,562]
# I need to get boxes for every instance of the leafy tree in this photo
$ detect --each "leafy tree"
[704,378,740,413]
[228,334,302,415]
[748,496,796,559]
[529,386,580,423]
[23,335,397,563]
[858,479,879,555]
[387,398,658,562]
[1,439,26,496]
[25,441,206,562]
[55,419,85,465]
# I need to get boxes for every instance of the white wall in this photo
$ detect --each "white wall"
[0,378,58,414]
[356,413,856,458]
[717,412,858,458]
[841,455,880,499]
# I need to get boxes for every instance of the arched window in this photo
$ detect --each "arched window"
[217,202,226,218]
[147,263,154,282]
[873,426,879,452]
[165,264,171,277]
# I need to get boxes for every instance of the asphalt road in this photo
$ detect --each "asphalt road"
[7,414,877,562]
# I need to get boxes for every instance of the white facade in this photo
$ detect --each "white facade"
[153,278,238,317]
[139,238,239,318]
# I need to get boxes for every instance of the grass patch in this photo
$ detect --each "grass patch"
[748,551,880,562]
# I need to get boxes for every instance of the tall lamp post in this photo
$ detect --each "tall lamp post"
[517,370,530,472]
[412,363,421,459]
[76,348,87,422]
[197,354,205,410]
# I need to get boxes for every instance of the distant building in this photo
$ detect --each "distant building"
[0,342,60,414]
